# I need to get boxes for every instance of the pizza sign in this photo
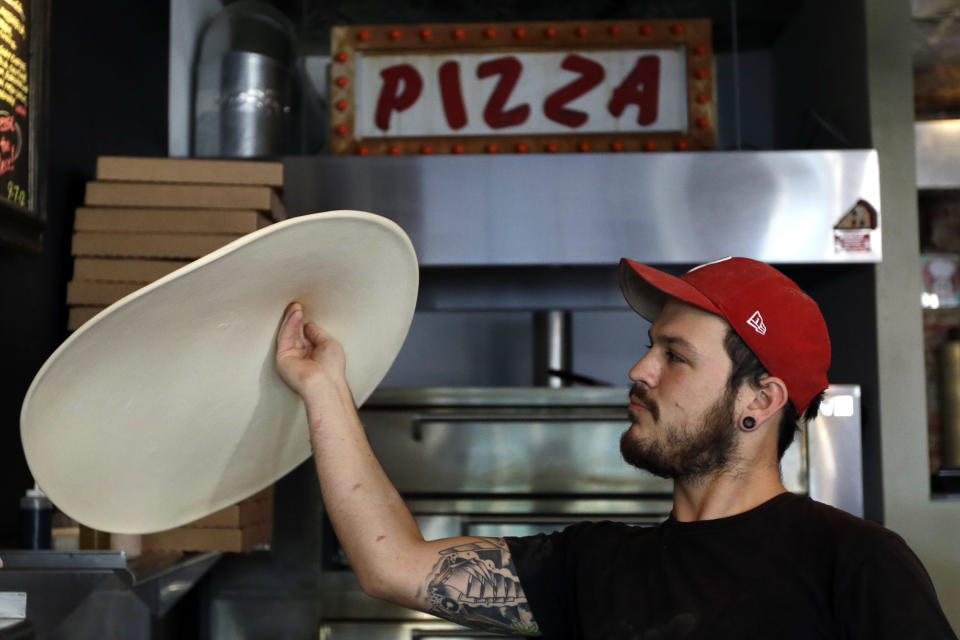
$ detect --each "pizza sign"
[358,50,685,137]
[331,20,715,155]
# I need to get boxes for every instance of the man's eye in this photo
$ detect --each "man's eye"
[666,351,684,363]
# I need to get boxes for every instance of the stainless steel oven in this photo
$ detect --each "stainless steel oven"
[318,619,532,639]
[317,384,862,638]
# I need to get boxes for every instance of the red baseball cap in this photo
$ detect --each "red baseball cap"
[618,256,830,414]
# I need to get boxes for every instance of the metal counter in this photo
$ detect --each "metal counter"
[0,550,221,639]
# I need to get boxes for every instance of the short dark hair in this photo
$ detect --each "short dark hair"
[723,329,824,460]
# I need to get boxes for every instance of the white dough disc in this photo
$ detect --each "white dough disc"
[20,210,418,534]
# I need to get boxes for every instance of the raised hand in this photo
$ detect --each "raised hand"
[275,301,348,399]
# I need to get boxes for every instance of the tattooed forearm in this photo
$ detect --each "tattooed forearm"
[421,538,540,635]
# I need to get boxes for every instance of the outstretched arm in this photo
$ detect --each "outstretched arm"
[275,302,540,636]
[418,537,539,634]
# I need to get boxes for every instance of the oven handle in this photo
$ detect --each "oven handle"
[410,412,628,441]
[410,630,513,639]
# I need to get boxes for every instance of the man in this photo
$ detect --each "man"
[275,256,957,639]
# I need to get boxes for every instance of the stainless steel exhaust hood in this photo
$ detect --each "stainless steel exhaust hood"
[284,149,881,265]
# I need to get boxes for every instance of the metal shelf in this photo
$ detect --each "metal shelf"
[0,549,223,636]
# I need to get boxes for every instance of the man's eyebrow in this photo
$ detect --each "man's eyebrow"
[648,330,700,357]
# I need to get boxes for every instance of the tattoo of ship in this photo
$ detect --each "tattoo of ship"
[425,538,540,635]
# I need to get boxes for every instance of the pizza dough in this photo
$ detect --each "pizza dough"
[20,210,419,534]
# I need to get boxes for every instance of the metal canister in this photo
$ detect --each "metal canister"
[940,327,960,468]
[193,1,297,157]
[218,51,290,157]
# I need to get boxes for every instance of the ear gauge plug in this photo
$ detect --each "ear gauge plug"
[741,416,757,431]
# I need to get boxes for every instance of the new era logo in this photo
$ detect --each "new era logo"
[747,311,767,335]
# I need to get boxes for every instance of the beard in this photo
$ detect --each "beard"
[620,384,739,482]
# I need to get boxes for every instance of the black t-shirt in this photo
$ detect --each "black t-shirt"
[505,493,957,639]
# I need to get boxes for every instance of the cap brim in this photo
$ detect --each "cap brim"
[21,210,419,534]
[618,258,721,321]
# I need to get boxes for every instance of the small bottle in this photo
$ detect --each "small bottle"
[19,486,52,549]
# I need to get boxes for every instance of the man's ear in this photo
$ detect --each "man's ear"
[744,376,788,427]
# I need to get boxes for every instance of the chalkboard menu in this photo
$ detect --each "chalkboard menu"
[0,0,46,252]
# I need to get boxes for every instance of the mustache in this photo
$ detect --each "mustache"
[629,383,659,422]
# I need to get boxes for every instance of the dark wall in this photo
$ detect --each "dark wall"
[770,0,882,522]
[773,0,871,149]
[0,1,169,545]
[782,265,882,522]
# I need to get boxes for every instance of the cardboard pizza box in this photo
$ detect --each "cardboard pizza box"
[73,258,190,284]
[72,232,241,259]
[66,281,142,306]
[67,306,106,331]
[84,182,286,220]
[184,487,274,529]
[75,207,273,234]
[96,156,283,187]
[139,520,272,553]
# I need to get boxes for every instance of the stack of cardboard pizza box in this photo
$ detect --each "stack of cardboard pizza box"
[66,155,283,554]
[66,156,285,332]
[107,485,276,555]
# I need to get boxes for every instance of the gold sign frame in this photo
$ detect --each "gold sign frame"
[330,19,716,155]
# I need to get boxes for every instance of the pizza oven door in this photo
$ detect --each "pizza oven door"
[351,385,860,517]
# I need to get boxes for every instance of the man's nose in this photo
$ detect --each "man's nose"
[628,349,659,388]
